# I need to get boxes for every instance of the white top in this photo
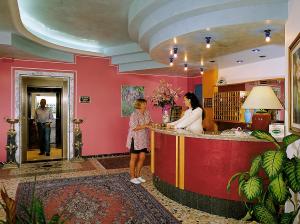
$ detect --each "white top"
[169,107,203,134]
[34,107,54,123]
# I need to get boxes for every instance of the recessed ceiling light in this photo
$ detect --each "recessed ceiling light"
[236,60,244,63]
[209,60,215,63]
[252,49,260,53]
[259,55,266,58]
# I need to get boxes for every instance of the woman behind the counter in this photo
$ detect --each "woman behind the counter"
[167,92,204,134]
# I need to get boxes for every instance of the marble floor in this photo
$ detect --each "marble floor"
[0,158,254,224]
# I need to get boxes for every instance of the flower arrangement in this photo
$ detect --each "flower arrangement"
[151,80,183,108]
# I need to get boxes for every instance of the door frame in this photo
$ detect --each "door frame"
[27,88,62,149]
[14,70,75,164]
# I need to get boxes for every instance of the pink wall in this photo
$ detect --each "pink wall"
[0,55,199,161]
[187,76,202,93]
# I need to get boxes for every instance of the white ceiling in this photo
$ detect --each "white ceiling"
[0,0,289,76]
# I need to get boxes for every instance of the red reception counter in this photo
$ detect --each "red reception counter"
[150,128,274,218]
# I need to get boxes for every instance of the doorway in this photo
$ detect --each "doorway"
[27,87,62,161]
[14,71,75,164]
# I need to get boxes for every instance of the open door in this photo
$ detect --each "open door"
[19,76,70,163]
[26,87,62,161]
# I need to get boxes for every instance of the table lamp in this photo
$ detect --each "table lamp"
[242,86,283,131]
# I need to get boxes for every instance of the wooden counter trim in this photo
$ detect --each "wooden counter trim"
[179,136,185,190]
[175,136,179,187]
[150,130,155,173]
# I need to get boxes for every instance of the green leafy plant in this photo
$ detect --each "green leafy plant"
[227,130,300,224]
[0,178,65,224]
[0,188,16,224]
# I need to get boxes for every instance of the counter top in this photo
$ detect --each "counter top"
[151,127,275,142]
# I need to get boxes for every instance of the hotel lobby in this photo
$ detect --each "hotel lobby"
[1,0,300,223]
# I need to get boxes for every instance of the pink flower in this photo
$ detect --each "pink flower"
[150,80,183,108]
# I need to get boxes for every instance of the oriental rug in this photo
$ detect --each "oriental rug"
[16,172,178,224]
[97,155,150,169]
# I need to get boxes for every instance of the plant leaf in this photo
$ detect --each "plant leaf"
[265,193,276,215]
[241,210,252,221]
[227,172,242,192]
[242,176,263,201]
[238,179,246,197]
[48,214,61,224]
[238,173,248,196]
[280,211,297,224]
[284,159,300,193]
[253,204,278,224]
[283,134,300,148]
[0,187,16,224]
[295,158,300,184]
[263,150,285,179]
[251,130,281,149]
[269,174,289,204]
[33,198,46,224]
[250,155,262,177]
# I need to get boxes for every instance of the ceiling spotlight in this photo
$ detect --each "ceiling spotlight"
[170,49,173,55]
[184,63,188,71]
[184,55,187,62]
[205,37,211,48]
[264,29,271,42]
[236,60,244,63]
[252,49,260,53]
[169,57,174,66]
[173,47,178,58]
[259,55,266,58]
[200,67,204,75]
[173,37,177,44]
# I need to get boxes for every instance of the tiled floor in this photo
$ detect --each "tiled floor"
[0,159,253,224]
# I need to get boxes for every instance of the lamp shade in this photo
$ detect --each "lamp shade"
[242,86,283,110]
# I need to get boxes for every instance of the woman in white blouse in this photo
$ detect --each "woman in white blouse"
[168,92,204,134]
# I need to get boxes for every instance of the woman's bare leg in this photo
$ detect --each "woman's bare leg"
[136,152,146,177]
[130,153,138,179]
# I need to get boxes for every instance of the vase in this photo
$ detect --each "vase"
[162,105,171,124]
[244,109,252,123]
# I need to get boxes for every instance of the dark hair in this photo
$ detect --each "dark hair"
[184,92,205,120]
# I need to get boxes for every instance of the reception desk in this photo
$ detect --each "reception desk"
[150,128,274,219]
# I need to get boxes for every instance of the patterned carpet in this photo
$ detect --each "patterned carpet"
[16,172,179,224]
[97,155,150,169]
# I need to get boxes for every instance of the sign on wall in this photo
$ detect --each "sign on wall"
[80,96,91,103]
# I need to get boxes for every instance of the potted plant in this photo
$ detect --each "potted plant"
[0,179,65,224]
[227,130,300,224]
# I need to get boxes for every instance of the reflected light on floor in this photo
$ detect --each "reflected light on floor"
[27,148,62,161]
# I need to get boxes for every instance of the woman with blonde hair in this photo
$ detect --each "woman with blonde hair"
[126,98,152,184]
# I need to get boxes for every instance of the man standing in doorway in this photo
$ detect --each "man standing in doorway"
[34,99,53,156]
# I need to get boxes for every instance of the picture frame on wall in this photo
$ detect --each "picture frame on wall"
[121,86,144,117]
[289,32,300,134]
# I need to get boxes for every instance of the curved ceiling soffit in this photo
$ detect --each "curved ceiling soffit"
[128,0,169,41]
[8,0,106,57]
[128,0,288,53]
